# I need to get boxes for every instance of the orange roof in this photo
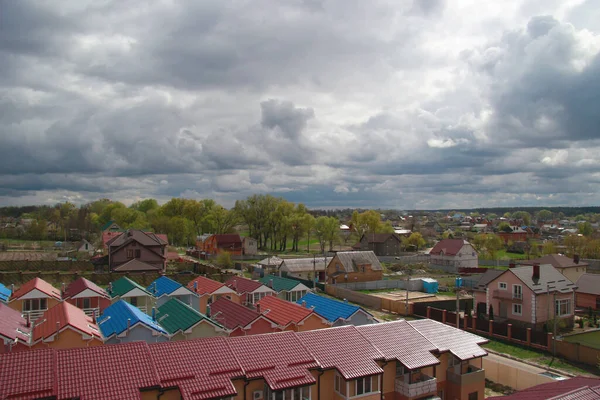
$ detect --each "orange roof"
[187,276,226,295]
[11,278,61,300]
[32,302,102,343]
[257,296,315,327]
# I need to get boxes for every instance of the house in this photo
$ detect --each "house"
[354,233,403,256]
[520,254,588,284]
[259,274,311,302]
[0,303,31,353]
[0,320,489,400]
[195,233,212,251]
[147,275,200,310]
[429,239,478,273]
[107,276,156,315]
[478,264,576,331]
[257,256,284,275]
[242,236,258,255]
[497,226,536,244]
[296,292,376,326]
[487,376,600,399]
[106,229,168,272]
[575,273,600,310]
[76,239,95,255]
[224,276,276,306]
[63,277,111,318]
[30,302,103,349]
[0,282,11,304]
[473,269,505,316]
[98,300,169,344]
[203,234,243,256]
[8,278,62,323]
[256,295,329,332]
[326,251,383,284]
[155,298,227,340]
[209,297,281,337]
[101,220,122,232]
[187,275,240,314]
[280,257,331,282]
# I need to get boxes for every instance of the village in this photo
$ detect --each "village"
[2,207,600,399]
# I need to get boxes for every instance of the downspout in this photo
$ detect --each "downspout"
[156,388,166,400]
[243,378,251,400]
[317,369,325,400]
[379,361,388,400]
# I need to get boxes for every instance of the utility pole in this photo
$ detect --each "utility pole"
[405,273,409,317]
[313,253,317,292]
[553,290,557,357]
[456,277,462,328]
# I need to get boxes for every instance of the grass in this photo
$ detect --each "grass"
[482,250,529,260]
[482,340,593,376]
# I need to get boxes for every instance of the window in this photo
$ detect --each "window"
[395,363,405,377]
[468,392,478,400]
[555,299,571,317]
[135,249,141,258]
[355,376,378,396]
[82,298,91,309]
[129,297,138,307]
[512,303,522,316]
[292,387,310,400]
[512,284,522,300]
[267,386,310,400]
[334,374,346,396]
[127,249,134,259]
[23,298,48,312]
[498,282,507,290]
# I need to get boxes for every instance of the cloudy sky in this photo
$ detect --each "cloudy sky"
[1,0,600,210]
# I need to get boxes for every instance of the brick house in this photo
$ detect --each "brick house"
[354,233,403,256]
[107,229,168,272]
[575,273,600,310]
[203,234,243,256]
[477,264,576,331]
[326,251,383,284]
[429,239,478,273]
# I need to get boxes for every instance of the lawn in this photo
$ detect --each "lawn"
[482,340,593,376]
[484,250,530,260]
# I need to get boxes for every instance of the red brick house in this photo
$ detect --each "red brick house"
[575,273,600,310]
[107,229,168,272]
[203,234,243,256]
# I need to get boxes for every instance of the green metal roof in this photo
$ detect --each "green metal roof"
[108,276,153,298]
[155,298,222,334]
[259,274,304,292]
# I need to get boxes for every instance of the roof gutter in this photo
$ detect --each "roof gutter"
[243,377,251,400]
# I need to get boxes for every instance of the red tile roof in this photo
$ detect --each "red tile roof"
[297,326,384,379]
[32,301,102,343]
[487,377,600,400]
[149,337,243,400]
[357,320,439,370]
[210,297,261,329]
[10,277,61,300]
[188,276,227,295]
[430,239,470,256]
[213,234,242,247]
[0,348,56,400]
[63,277,109,299]
[408,319,488,360]
[229,331,318,390]
[0,302,30,343]
[56,341,160,400]
[257,295,315,327]
[225,276,265,294]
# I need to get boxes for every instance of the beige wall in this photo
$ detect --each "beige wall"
[560,267,586,283]
[483,356,554,391]
[170,321,228,341]
[31,328,103,350]
[298,314,329,332]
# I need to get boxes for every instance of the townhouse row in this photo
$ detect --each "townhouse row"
[0,320,489,400]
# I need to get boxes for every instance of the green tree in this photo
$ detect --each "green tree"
[497,222,513,233]
[403,232,426,251]
[513,211,531,225]
[216,251,233,268]
[542,241,557,255]
[130,199,159,214]
[302,214,316,253]
[207,206,239,235]
[579,222,594,237]
[537,209,553,222]
[315,216,339,252]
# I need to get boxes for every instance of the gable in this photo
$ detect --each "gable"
[19,288,53,300]
[169,286,196,297]
[71,288,108,300]
[120,287,151,299]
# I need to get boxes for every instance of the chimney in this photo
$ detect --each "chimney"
[206,305,211,317]
[256,303,261,313]
[268,279,273,288]
[509,262,515,269]
[56,321,60,339]
[152,307,156,321]
[343,298,348,304]
[11,284,14,295]
[533,264,540,280]
[25,312,31,328]
[193,281,198,292]
[108,282,113,294]
[574,254,580,264]
[302,300,307,308]
[126,318,131,333]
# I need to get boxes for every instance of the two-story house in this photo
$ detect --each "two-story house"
[326,251,383,284]
[107,276,156,315]
[429,239,478,273]
[187,275,240,314]
[225,276,276,306]
[259,275,311,302]
[520,254,588,284]
[147,276,200,310]
[8,278,62,323]
[107,229,168,272]
[63,277,111,318]
[202,234,243,256]
[480,264,577,331]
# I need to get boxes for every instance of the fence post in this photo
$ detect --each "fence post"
[489,320,494,336]
[427,306,431,319]
[507,324,512,340]
[442,310,447,324]
[526,328,531,346]
[472,315,477,331]
[547,333,553,352]
[463,314,468,331]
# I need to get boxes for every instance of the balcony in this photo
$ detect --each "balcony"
[22,309,46,322]
[447,366,485,387]
[492,290,522,302]
[82,307,101,318]
[395,374,437,398]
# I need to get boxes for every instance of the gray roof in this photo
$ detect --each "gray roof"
[510,264,576,294]
[334,251,383,272]
[576,273,600,295]
[280,257,332,273]
[258,256,284,267]
[520,254,589,269]
[475,269,505,291]
[109,229,167,247]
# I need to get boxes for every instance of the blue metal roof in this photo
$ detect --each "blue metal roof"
[147,276,182,297]
[97,300,167,338]
[297,292,363,323]
[0,283,11,303]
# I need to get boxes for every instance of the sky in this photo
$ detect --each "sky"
[1,0,600,210]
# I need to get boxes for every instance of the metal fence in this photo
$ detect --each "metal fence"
[334,278,424,291]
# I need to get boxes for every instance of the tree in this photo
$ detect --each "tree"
[579,222,593,237]
[216,251,233,268]
[403,232,426,251]
[497,222,513,233]
[207,206,238,235]
[315,216,339,252]
[513,211,531,225]
[351,210,387,238]
[473,233,503,259]
[564,234,587,257]
[442,230,454,239]
[542,241,557,255]
[130,199,159,214]
[302,214,316,253]
[537,209,553,222]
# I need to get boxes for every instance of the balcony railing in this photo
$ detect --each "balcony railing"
[22,309,46,322]
[395,374,437,398]
[447,366,485,386]
[82,307,100,318]
[493,290,523,301]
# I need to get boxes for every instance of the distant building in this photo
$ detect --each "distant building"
[429,239,478,273]
[326,251,383,284]
[242,237,258,255]
[354,233,403,256]
[107,229,168,272]
[520,254,588,284]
